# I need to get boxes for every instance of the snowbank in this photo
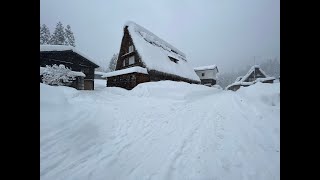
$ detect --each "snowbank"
[237,82,280,107]
[41,81,279,180]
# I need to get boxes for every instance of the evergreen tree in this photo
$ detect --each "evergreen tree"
[51,22,66,45]
[65,25,76,47]
[108,53,119,71]
[40,24,51,45]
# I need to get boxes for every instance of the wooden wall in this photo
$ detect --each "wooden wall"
[107,73,150,90]
[40,50,98,90]
[116,27,144,71]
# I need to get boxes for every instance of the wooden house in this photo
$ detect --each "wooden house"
[40,45,99,90]
[102,21,200,90]
[194,65,219,86]
[226,65,275,91]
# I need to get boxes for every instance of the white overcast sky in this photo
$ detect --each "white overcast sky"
[40,0,280,72]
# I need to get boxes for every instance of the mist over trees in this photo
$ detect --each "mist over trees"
[95,53,119,72]
[217,58,280,88]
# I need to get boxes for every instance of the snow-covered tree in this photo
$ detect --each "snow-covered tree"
[40,24,51,45]
[260,58,280,78]
[41,64,76,86]
[65,25,76,47]
[50,22,66,45]
[108,53,119,71]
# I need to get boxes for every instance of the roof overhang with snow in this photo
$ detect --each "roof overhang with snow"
[194,65,218,72]
[40,45,99,68]
[102,66,148,78]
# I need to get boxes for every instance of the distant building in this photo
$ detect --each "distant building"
[226,65,275,91]
[194,65,219,86]
[40,45,99,90]
[94,71,107,80]
[102,21,200,90]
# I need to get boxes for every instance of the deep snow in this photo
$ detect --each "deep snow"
[40,80,280,180]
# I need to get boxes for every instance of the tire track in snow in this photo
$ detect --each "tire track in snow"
[164,111,210,179]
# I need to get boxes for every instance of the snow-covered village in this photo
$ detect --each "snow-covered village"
[40,0,280,179]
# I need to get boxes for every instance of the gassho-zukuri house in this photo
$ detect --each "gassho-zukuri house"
[102,21,200,90]
[194,65,219,86]
[40,45,99,90]
[226,65,275,91]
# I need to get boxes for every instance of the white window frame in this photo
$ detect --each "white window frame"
[129,56,134,65]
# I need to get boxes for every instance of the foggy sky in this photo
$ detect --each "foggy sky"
[40,0,280,72]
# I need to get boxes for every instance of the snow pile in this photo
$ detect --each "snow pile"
[131,80,214,99]
[125,21,200,82]
[41,80,279,180]
[40,45,99,67]
[237,82,280,107]
[102,66,148,78]
[212,84,223,89]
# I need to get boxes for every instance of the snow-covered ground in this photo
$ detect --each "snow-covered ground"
[40,80,280,180]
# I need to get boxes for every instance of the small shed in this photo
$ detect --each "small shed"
[40,45,99,90]
[194,65,219,86]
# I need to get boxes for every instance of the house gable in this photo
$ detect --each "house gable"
[124,21,200,83]
[116,27,144,70]
[243,67,267,82]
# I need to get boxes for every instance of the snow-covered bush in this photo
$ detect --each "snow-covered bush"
[41,64,76,86]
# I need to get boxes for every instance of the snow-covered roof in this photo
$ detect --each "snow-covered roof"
[226,65,276,90]
[102,66,148,78]
[40,66,86,77]
[40,45,99,67]
[194,65,218,71]
[124,21,200,82]
[235,76,243,82]
[226,77,275,90]
[240,65,268,83]
[68,71,86,77]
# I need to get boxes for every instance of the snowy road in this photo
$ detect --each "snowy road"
[40,80,280,180]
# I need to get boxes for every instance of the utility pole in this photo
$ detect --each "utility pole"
[253,56,256,80]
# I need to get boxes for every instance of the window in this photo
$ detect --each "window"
[123,60,126,67]
[202,73,205,76]
[129,45,134,53]
[129,56,135,65]
[168,56,179,63]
